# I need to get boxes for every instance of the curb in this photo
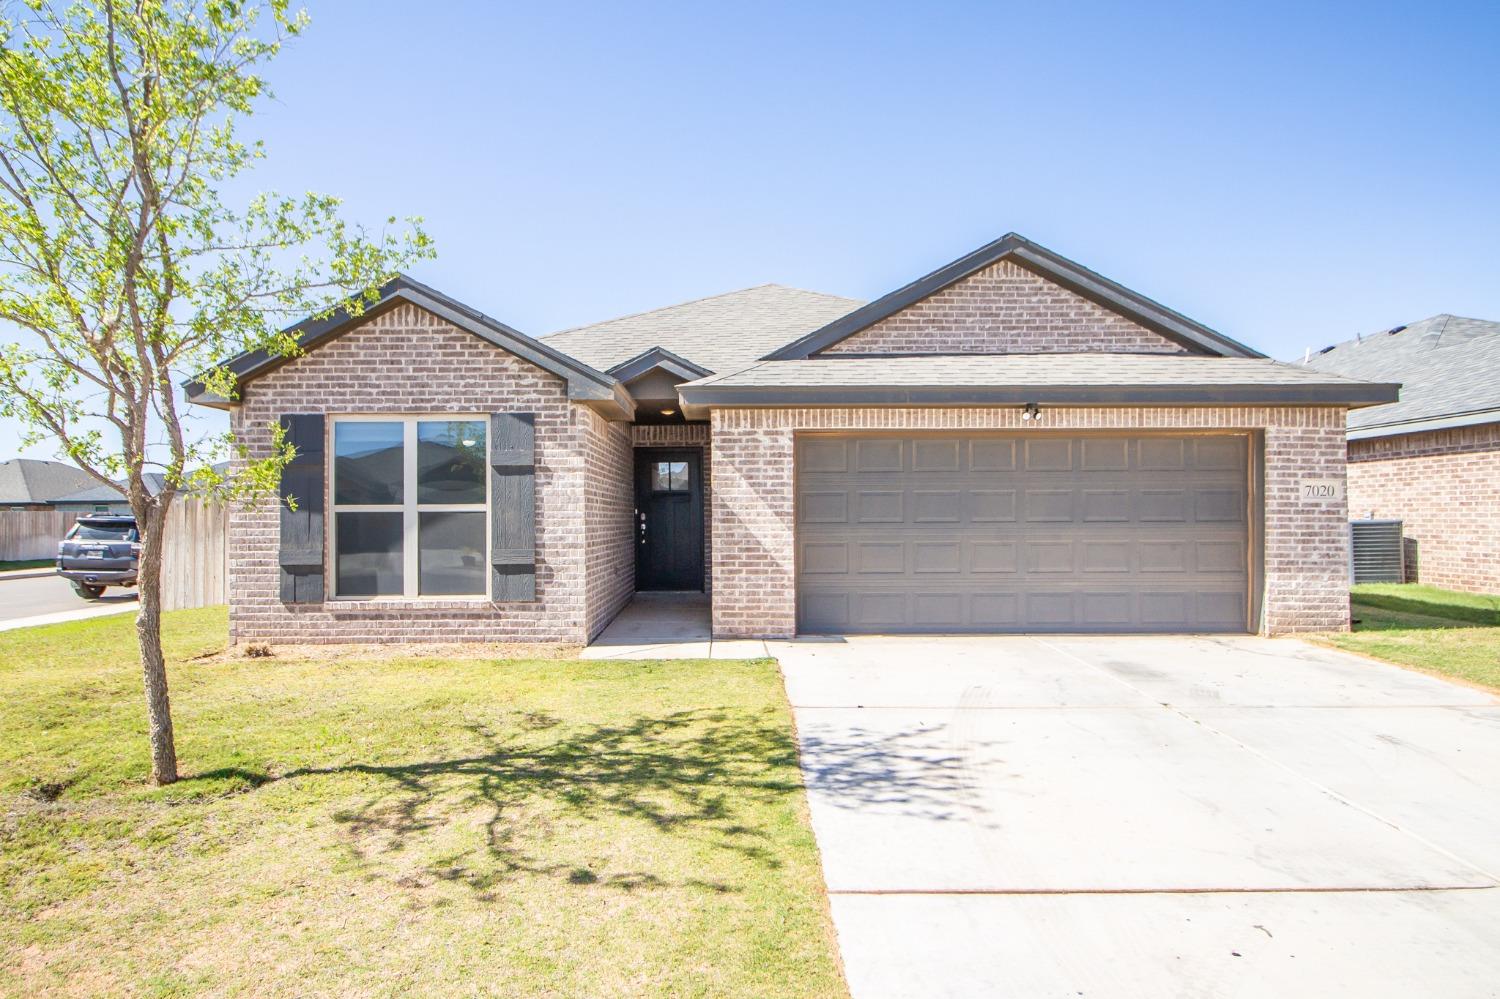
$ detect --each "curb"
[0,601,137,633]
[0,568,58,581]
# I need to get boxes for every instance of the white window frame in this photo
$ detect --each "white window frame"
[329,414,491,600]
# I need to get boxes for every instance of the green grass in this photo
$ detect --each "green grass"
[1350,583,1500,626]
[0,559,53,571]
[0,608,847,998]
[1315,585,1500,693]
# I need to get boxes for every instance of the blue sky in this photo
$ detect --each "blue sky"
[5,0,1498,460]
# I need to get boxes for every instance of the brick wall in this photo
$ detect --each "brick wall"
[582,408,635,639]
[820,260,1189,355]
[710,406,1350,638]
[1347,422,1500,594]
[230,302,599,644]
[632,423,712,592]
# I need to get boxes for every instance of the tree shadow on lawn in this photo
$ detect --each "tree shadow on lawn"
[191,707,973,897]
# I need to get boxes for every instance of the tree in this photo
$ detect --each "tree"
[0,0,433,784]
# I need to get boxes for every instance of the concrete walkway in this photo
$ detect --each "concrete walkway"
[776,634,1500,998]
[0,600,137,633]
[581,591,769,659]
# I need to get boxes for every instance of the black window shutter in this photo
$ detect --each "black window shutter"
[490,412,537,601]
[278,414,326,604]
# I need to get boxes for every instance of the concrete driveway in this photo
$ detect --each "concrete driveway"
[774,634,1500,998]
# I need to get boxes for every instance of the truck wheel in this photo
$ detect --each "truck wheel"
[71,582,104,600]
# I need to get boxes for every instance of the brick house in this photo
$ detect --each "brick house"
[1302,315,1500,595]
[186,234,1397,644]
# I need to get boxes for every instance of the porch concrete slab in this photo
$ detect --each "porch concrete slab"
[1040,634,1498,708]
[581,592,766,660]
[829,888,1500,999]
[794,704,1490,892]
[710,639,770,660]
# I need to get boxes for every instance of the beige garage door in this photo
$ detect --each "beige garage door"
[795,433,1251,634]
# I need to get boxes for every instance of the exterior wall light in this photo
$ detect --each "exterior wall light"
[1020,402,1041,421]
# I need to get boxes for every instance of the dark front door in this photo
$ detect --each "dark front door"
[636,449,705,591]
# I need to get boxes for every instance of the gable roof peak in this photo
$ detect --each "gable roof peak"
[761,233,1264,360]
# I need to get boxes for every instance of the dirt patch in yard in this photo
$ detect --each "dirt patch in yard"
[196,641,584,664]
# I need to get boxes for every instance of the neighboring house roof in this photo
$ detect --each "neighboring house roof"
[541,284,863,374]
[53,483,128,504]
[53,473,168,505]
[678,355,1397,416]
[183,274,634,419]
[762,233,1266,360]
[1301,314,1500,438]
[0,459,99,504]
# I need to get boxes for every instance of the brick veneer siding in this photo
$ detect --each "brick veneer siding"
[632,423,712,593]
[583,408,635,639]
[710,406,1350,638]
[1347,422,1500,594]
[820,260,1189,355]
[229,303,599,644]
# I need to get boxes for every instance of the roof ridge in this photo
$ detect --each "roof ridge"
[542,284,858,339]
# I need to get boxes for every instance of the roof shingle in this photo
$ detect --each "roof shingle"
[1300,314,1500,434]
[541,284,861,374]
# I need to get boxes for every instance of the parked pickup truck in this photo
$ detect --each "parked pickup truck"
[57,515,140,599]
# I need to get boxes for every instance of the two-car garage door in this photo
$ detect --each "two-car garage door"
[795,433,1252,634]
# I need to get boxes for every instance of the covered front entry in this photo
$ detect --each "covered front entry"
[635,448,705,590]
[795,432,1253,634]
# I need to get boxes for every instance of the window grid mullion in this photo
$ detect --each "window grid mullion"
[403,420,419,597]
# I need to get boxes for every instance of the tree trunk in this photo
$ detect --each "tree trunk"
[135,499,178,785]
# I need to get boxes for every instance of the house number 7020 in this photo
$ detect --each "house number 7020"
[1300,478,1344,500]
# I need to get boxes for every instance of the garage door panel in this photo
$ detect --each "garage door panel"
[1081,438,1130,470]
[970,489,1018,522]
[1024,489,1075,522]
[913,439,961,472]
[855,490,903,522]
[800,490,849,524]
[797,433,1250,635]
[855,439,904,472]
[913,491,962,522]
[1024,439,1074,471]
[800,439,849,473]
[970,439,1016,471]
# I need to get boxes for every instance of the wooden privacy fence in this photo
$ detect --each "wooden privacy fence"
[0,510,78,561]
[0,500,227,610]
[160,499,228,611]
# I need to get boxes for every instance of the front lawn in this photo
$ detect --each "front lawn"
[0,608,847,998]
[0,559,54,571]
[1315,584,1500,693]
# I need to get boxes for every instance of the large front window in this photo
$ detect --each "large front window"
[331,416,488,598]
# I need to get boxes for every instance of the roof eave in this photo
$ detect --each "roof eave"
[761,234,1265,361]
[607,345,714,383]
[677,381,1399,418]
[1348,405,1500,441]
[183,276,632,419]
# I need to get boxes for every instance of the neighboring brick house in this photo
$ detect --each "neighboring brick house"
[187,233,1396,643]
[1302,315,1500,595]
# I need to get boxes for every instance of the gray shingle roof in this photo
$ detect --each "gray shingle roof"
[677,354,1397,413]
[1300,315,1500,435]
[540,284,862,374]
[0,459,99,503]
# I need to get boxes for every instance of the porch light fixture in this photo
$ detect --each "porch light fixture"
[1020,402,1041,421]
[660,408,676,416]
